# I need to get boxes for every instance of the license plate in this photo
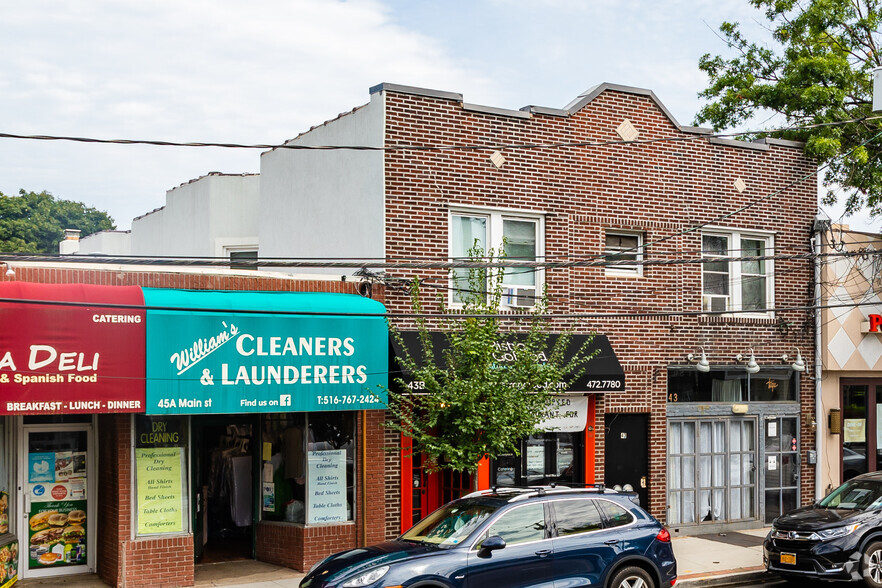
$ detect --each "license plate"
[780,553,796,565]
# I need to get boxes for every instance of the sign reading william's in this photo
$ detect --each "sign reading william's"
[143,289,388,414]
[0,283,146,415]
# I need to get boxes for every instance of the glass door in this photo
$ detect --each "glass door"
[764,417,799,524]
[18,423,94,578]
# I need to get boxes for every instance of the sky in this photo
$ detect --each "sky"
[0,0,873,232]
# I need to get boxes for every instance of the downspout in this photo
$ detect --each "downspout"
[361,410,367,546]
[812,221,826,500]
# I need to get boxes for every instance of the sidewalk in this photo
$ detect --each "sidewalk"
[17,531,772,588]
[674,527,772,587]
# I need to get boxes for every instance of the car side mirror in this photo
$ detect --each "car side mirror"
[478,535,506,557]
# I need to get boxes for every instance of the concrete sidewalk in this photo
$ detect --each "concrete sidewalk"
[17,530,773,588]
[675,527,772,587]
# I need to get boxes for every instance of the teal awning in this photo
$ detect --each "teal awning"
[143,289,387,414]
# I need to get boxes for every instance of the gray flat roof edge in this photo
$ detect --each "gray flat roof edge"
[463,102,531,119]
[708,136,771,151]
[761,137,805,148]
[680,125,715,135]
[521,105,569,117]
[370,83,463,102]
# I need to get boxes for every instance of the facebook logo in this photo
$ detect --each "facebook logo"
[280,394,291,407]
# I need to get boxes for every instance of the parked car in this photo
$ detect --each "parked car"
[764,471,882,586]
[300,485,677,588]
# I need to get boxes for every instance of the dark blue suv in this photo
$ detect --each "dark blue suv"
[300,486,677,588]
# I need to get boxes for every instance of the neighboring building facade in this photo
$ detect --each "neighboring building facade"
[0,265,390,586]
[79,172,260,262]
[817,224,882,494]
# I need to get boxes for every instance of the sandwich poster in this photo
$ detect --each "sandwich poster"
[27,449,87,568]
[27,495,86,568]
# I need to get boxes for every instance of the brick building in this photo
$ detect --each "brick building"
[257,82,818,535]
[4,80,820,585]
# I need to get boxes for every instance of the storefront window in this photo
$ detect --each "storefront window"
[261,412,355,525]
[134,415,189,536]
[0,417,17,586]
[667,368,797,403]
[491,433,581,487]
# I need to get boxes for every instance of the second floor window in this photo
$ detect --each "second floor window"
[450,210,542,307]
[604,231,644,276]
[702,231,772,314]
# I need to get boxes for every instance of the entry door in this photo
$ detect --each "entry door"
[18,423,95,578]
[605,414,649,508]
[764,417,799,524]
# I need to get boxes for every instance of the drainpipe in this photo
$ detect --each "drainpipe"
[812,219,828,500]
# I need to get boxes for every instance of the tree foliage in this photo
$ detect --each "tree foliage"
[0,190,115,254]
[696,0,882,214]
[384,248,595,478]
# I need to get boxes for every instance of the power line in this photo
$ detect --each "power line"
[0,115,878,152]
[0,295,878,321]
[0,247,873,270]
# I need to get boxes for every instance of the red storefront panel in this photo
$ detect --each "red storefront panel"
[0,282,145,414]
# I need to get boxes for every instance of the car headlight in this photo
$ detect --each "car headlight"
[813,523,861,541]
[341,565,390,587]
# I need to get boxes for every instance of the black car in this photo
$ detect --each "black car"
[764,471,882,586]
[300,485,677,588]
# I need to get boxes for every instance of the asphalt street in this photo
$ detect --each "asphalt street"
[740,579,860,587]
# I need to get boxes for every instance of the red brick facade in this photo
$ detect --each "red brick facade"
[375,84,817,527]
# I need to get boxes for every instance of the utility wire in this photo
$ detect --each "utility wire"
[0,115,878,152]
[0,295,879,321]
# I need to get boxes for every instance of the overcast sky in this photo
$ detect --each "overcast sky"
[0,0,872,231]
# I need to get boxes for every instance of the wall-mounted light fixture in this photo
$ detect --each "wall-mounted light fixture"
[782,348,805,372]
[735,349,760,374]
[687,347,710,372]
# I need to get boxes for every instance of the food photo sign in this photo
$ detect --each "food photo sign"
[27,452,87,568]
[0,536,18,588]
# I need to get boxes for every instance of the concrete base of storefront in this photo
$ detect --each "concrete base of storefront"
[17,560,307,588]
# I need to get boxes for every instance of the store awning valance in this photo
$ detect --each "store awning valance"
[0,282,146,415]
[389,331,625,393]
[0,283,389,416]
[143,289,388,414]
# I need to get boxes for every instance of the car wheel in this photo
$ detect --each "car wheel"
[608,566,654,588]
[863,541,882,588]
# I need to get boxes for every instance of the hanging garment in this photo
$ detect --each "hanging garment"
[229,455,253,527]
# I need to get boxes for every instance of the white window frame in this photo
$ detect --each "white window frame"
[603,230,644,277]
[701,228,775,317]
[448,206,545,309]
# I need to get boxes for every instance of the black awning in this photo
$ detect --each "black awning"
[389,331,624,393]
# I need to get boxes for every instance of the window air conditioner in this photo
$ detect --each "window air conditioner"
[503,286,536,308]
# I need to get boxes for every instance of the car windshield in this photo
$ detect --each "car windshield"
[400,500,499,548]
[819,478,882,511]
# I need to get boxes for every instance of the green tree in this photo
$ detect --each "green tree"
[696,0,882,215]
[0,190,115,254]
[385,247,594,484]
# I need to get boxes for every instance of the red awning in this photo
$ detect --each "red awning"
[0,282,146,415]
